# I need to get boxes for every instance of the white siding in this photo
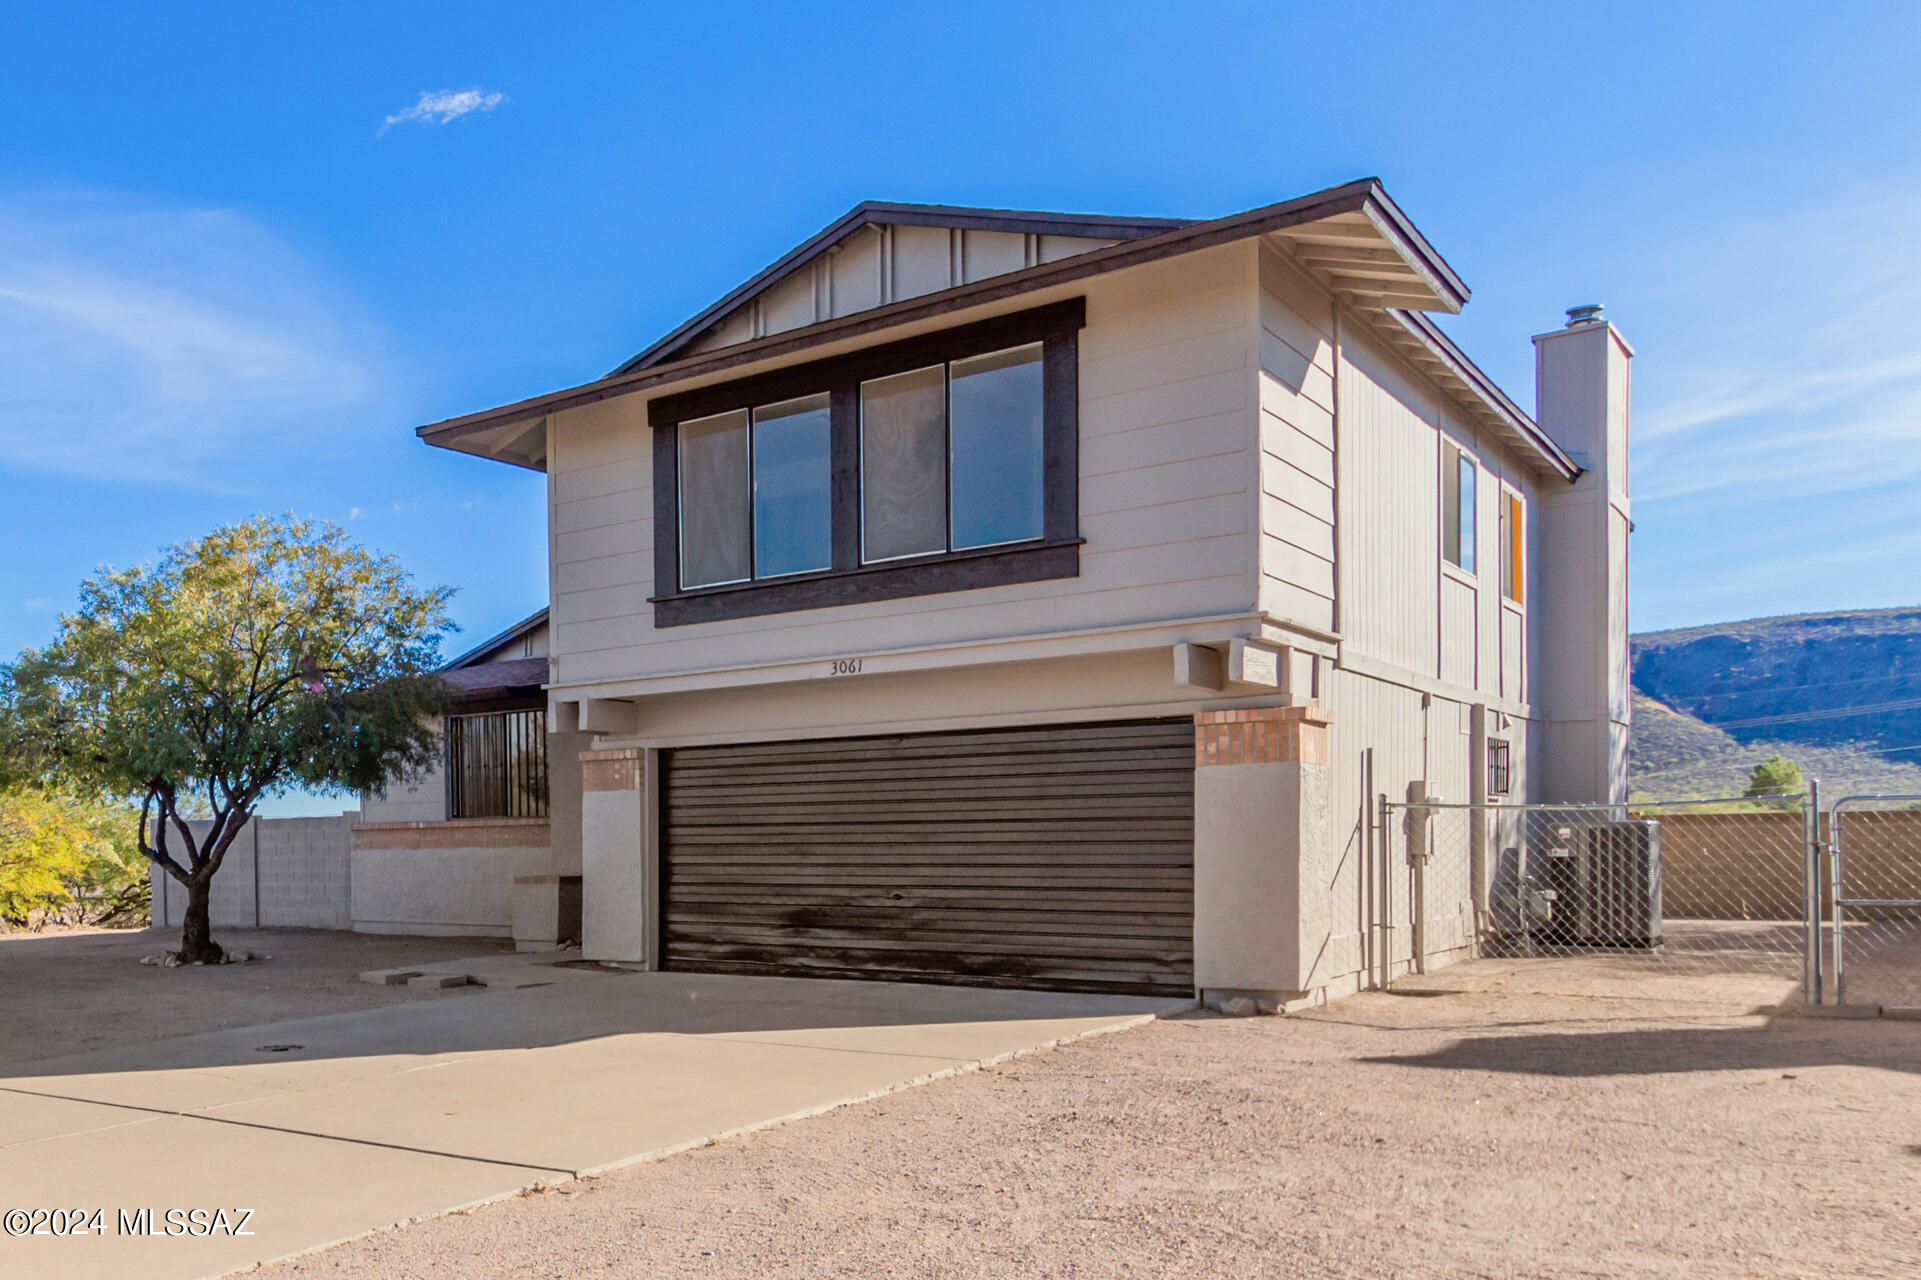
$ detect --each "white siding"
[547,242,1262,690]
[1339,328,1440,674]
[1440,574,1477,687]
[1255,249,1338,633]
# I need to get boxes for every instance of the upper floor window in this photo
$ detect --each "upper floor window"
[1500,489,1525,605]
[1442,442,1476,574]
[861,343,1045,562]
[650,299,1083,627]
[677,393,833,588]
[446,708,549,819]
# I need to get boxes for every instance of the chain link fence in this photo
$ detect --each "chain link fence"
[1376,795,1819,999]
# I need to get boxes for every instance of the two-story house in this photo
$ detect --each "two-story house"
[403,177,1633,1009]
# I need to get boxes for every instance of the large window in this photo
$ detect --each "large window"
[1442,442,1476,574]
[446,709,549,819]
[649,299,1082,626]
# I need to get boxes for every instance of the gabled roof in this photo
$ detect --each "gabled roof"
[415,178,1574,481]
[443,607,548,671]
[612,201,1193,376]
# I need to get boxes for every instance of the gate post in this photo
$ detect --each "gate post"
[1803,781,1821,1005]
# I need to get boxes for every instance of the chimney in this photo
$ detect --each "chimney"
[1534,304,1633,803]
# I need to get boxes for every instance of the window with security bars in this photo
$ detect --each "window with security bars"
[1487,737,1512,796]
[446,709,549,819]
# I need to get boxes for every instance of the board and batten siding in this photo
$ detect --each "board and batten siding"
[686,224,1125,357]
[1255,247,1339,634]
[1332,317,1544,709]
[547,243,1264,691]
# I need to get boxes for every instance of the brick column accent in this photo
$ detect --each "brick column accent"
[1194,706,1334,767]
[581,747,643,792]
[578,747,654,965]
[1192,704,1337,1011]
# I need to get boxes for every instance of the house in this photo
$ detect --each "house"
[398,177,1632,1007]
[352,608,589,947]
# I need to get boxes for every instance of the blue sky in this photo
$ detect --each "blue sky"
[2,4,1917,715]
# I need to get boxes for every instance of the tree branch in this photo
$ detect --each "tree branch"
[138,784,191,886]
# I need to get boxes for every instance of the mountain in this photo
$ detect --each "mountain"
[1628,607,1921,800]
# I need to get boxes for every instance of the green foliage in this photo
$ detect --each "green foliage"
[1745,753,1806,798]
[0,516,454,956]
[0,785,147,929]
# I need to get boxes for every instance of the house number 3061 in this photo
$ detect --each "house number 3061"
[828,658,864,676]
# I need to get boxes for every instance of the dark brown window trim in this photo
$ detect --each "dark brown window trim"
[652,540,1082,627]
[649,298,1084,628]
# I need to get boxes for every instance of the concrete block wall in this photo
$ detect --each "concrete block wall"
[152,814,355,931]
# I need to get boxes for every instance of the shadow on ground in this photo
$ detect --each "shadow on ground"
[1365,1014,1921,1077]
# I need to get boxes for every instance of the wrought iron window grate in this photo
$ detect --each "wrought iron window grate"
[446,709,549,819]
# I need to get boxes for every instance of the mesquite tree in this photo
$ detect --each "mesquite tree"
[0,516,453,962]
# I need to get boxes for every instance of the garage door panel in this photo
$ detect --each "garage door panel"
[665,888,1193,913]
[662,718,1195,996]
[665,722,1189,766]
[664,951,1192,994]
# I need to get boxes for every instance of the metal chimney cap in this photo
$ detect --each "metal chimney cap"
[1565,303,1605,328]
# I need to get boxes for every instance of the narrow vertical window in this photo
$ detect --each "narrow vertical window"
[1443,442,1476,573]
[1487,737,1511,796]
[1501,491,1525,604]
[860,365,948,562]
[949,343,1044,549]
[751,393,832,578]
[678,409,752,588]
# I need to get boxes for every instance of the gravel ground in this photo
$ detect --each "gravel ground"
[248,978,1921,1280]
[0,926,512,1064]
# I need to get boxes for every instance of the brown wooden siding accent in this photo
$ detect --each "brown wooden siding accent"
[660,719,1195,996]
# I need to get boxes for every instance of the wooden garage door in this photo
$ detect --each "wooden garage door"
[660,719,1194,995]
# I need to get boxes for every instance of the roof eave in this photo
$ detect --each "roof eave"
[418,179,1479,460]
[1385,309,1582,481]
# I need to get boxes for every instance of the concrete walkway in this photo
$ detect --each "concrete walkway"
[0,956,1184,1280]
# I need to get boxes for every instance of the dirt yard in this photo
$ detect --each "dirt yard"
[246,964,1921,1280]
[0,926,513,1063]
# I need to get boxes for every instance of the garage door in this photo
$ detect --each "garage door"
[660,719,1194,995]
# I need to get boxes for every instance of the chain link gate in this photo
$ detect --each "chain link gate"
[1827,795,1921,1010]
[1373,792,1822,1000]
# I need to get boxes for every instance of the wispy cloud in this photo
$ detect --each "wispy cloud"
[0,191,388,487]
[380,87,505,135]
[1620,190,1921,627]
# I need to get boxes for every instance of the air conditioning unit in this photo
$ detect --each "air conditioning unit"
[1537,819,1663,950]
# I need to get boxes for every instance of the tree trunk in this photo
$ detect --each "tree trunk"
[177,878,226,964]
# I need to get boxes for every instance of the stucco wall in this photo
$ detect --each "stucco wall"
[349,819,551,937]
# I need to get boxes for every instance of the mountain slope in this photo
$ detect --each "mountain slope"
[1629,607,1921,798]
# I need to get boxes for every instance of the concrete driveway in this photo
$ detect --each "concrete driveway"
[0,955,1184,1280]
